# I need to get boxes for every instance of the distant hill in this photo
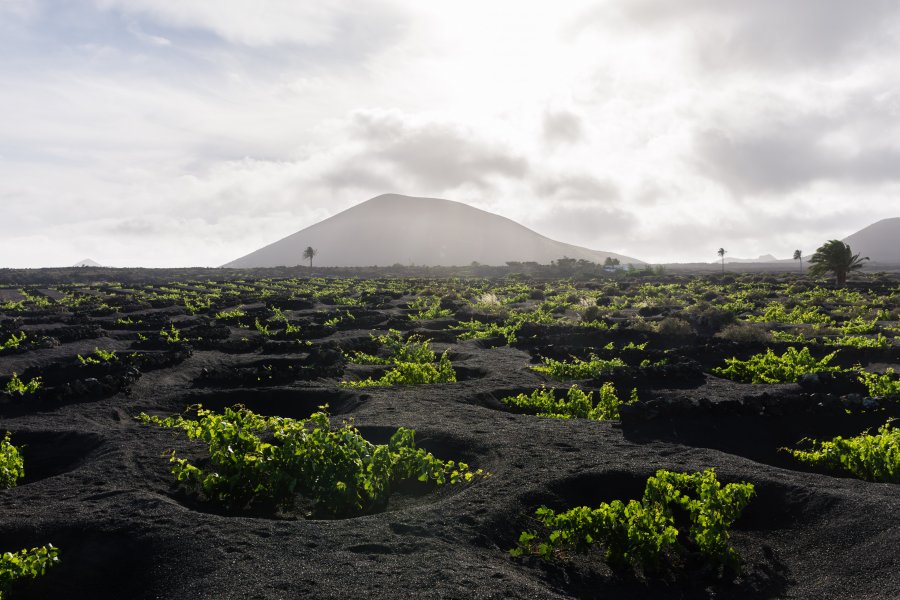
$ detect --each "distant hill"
[224,194,643,268]
[72,258,102,267]
[724,254,779,264]
[842,218,900,265]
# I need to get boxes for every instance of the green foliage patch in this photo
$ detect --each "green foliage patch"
[784,421,900,483]
[512,469,754,575]
[745,303,834,325]
[839,316,878,335]
[342,330,456,387]
[408,296,452,320]
[137,405,481,516]
[76,347,117,365]
[712,347,840,384]
[0,433,24,489]
[531,354,627,380]
[342,353,456,387]
[0,544,59,599]
[824,334,891,349]
[160,324,187,344]
[453,319,521,345]
[3,374,42,395]
[0,333,27,352]
[857,368,900,399]
[501,383,637,420]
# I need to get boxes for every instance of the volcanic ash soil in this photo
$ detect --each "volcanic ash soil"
[1,289,899,599]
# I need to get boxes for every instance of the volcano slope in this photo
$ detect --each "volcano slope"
[0,274,898,599]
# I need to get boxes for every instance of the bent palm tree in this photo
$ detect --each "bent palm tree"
[302,246,318,268]
[717,248,726,275]
[793,249,803,273]
[808,240,868,287]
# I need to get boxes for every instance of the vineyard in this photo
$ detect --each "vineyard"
[0,271,898,598]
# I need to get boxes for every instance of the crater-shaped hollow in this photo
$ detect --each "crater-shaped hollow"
[621,411,895,474]
[4,430,103,485]
[181,387,362,419]
[0,527,155,600]
[494,470,798,599]
[163,426,488,521]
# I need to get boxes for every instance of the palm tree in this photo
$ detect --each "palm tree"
[717,248,726,275]
[807,240,868,287]
[302,246,318,268]
[793,249,803,273]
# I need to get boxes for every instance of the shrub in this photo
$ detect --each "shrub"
[857,368,900,399]
[453,319,520,344]
[840,316,878,335]
[3,374,42,395]
[0,544,60,598]
[323,311,354,327]
[76,347,117,365]
[531,355,627,380]
[213,308,246,322]
[769,329,812,344]
[343,352,456,387]
[160,324,187,344]
[0,433,24,489]
[687,305,735,333]
[512,469,754,574]
[716,323,771,344]
[783,421,899,482]
[345,330,435,365]
[580,305,603,323]
[137,405,481,516]
[0,333,26,352]
[408,296,452,320]
[628,317,656,334]
[342,331,457,387]
[254,317,271,337]
[501,384,637,420]
[268,307,301,336]
[655,317,695,337]
[824,334,891,349]
[745,303,834,325]
[712,347,839,384]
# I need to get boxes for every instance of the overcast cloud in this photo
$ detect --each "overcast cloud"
[1,0,898,266]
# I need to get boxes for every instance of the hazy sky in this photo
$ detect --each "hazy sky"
[2,0,899,267]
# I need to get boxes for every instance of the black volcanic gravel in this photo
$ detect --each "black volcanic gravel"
[1,287,899,599]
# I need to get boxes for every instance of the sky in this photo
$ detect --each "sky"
[2,0,899,267]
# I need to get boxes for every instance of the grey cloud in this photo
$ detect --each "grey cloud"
[350,111,529,189]
[593,0,900,72]
[693,125,900,195]
[110,217,162,236]
[536,174,619,202]
[693,127,828,194]
[530,204,638,247]
[633,181,666,206]
[322,164,395,191]
[543,110,584,146]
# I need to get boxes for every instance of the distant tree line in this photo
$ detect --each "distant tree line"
[714,240,868,287]
[501,257,660,278]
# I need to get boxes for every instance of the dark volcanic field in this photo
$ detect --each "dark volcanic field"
[0,274,898,599]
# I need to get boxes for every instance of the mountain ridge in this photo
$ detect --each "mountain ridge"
[224,193,643,268]
[842,217,900,264]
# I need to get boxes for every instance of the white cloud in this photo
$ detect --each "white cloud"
[0,0,38,19]
[2,1,899,267]
[94,0,393,47]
